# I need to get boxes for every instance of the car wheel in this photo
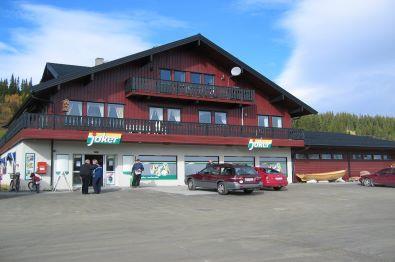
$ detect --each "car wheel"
[363,178,370,187]
[243,189,254,194]
[187,179,196,191]
[367,178,374,187]
[273,186,282,191]
[217,182,229,195]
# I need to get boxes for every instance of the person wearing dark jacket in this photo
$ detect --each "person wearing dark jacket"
[131,159,144,187]
[80,159,92,194]
[92,159,103,194]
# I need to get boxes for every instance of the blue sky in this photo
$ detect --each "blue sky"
[0,0,394,116]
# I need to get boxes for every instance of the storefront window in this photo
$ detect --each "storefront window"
[185,156,219,176]
[149,107,163,121]
[214,112,227,125]
[260,157,288,176]
[67,101,82,116]
[224,156,254,166]
[87,102,104,117]
[258,115,269,127]
[139,155,177,180]
[167,108,181,122]
[107,104,124,118]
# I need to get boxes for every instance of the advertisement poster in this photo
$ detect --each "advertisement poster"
[106,172,115,185]
[141,161,177,180]
[25,153,35,180]
[260,157,288,176]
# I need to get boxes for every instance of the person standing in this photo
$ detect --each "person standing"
[80,159,92,194]
[131,159,144,188]
[92,159,103,194]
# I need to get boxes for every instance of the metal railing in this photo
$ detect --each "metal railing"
[0,113,304,148]
[125,77,255,102]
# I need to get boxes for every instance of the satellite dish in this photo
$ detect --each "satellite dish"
[231,66,242,76]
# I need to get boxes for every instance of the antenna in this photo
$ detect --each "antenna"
[231,66,242,76]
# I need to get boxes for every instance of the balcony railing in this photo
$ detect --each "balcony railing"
[125,77,255,103]
[0,113,304,148]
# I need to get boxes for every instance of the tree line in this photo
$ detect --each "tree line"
[0,75,32,136]
[293,112,395,141]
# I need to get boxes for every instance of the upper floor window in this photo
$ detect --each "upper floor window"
[191,73,201,84]
[333,154,343,160]
[352,154,363,160]
[107,104,124,118]
[87,102,104,117]
[272,116,283,128]
[321,153,332,160]
[149,107,163,121]
[199,111,211,124]
[67,101,82,116]
[295,154,307,159]
[258,115,269,127]
[308,154,320,160]
[160,69,171,81]
[215,112,227,125]
[167,108,181,122]
[174,71,186,82]
[204,74,215,85]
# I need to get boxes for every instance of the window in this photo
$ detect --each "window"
[295,154,307,160]
[174,71,186,82]
[363,154,372,160]
[167,108,180,122]
[258,115,269,127]
[204,74,214,85]
[160,69,171,80]
[352,154,363,160]
[184,156,219,176]
[199,111,211,124]
[87,102,104,117]
[272,116,283,128]
[67,101,82,116]
[383,155,390,160]
[308,154,320,160]
[373,154,382,160]
[214,112,227,125]
[138,155,177,180]
[321,154,332,160]
[333,154,343,160]
[235,166,257,176]
[260,157,288,176]
[221,167,234,176]
[107,104,124,118]
[190,73,201,84]
[149,107,163,121]
[106,155,116,172]
[224,156,255,166]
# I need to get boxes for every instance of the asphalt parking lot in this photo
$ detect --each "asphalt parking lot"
[1,183,394,262]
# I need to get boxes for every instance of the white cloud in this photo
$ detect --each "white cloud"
[0,4,187,83]
[277,0,395,116]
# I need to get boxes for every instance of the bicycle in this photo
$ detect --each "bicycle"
[28,178,38,192]
[9,173,21,192]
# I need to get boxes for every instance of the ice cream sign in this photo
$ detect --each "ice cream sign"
[87,132,122,146]
[248,139,272,150]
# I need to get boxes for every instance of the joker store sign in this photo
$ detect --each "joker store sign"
[248,139,272,150]
[87,132,122,146]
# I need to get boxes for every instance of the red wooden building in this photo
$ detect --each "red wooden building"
[0,34,393,190]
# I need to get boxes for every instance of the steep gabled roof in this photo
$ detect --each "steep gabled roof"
[40,63,90,82]
[304,131,395,149]
[30,34,316,117]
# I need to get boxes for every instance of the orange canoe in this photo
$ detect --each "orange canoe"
[296,170,346,182]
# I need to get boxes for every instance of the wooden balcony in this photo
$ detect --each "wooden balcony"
[125,77,255,105]
[0,113,304,149]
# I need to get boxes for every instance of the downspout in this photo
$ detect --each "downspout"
[50,139,54,187]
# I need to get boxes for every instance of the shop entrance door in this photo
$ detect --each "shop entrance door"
[85,154,104,186]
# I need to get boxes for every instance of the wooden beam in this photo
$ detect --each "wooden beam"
[290,107,304,115]
[197,39,201,46]
[149,54,153,62]
[270,94,285,103]
[90,73,94,81]
[57,84,61,91]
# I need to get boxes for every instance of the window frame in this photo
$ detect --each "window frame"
[149,107,164,121]
[167,108,181,122]
[107,103,124,118]
[199,110,212,124]
[214,111,227,125]
[271,116,283,128]
[190,72,202,84]
[87,102,105,117]
[174,70,186,82]
[203,74,215,85]
[66,100,83,116]
[257,115,270,127]
[159,69,172,81]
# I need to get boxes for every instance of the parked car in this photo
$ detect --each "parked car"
[255,167,288,190]
[359,168,395,187]
[185,164,262,195]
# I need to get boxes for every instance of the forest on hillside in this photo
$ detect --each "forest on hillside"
[293,112,395,141]
[0,76,394,141]
[0,75,32,136]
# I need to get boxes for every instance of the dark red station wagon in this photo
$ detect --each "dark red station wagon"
[359,168,395,187]
[184,164,262,195]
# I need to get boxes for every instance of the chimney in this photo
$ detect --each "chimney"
[95,57,104,66]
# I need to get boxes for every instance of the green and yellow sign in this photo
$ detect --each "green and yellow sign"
[87,132,122,146]
[248,139,272,150]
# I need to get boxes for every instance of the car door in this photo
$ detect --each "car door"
[206,165,221,189]
[389,169,395,186]
[198,167,211,188]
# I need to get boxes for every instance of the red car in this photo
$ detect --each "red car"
[255,167,288,190]
[185,164,262,195]
[359,168,395,187]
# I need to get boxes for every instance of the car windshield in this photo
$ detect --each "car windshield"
[235,166,257,176]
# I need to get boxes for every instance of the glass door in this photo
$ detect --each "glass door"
[72,154,83,186]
